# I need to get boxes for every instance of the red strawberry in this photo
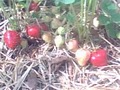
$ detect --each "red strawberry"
[29,1,40,11]
[90,49,108,67]
[4,30,21,49]
[26,23,40,38]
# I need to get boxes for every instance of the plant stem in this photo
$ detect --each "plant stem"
[83,0,87,31]
[70,4,81,39]
[80,0,84,31]
[90,0,97,27]
[26,0,32,17]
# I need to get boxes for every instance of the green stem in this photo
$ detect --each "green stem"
[90,0,97,26]
[12,0,19,30]
[87,0,98,42]
[70,4,81,40]
[87,0,97,46]
[87,0,92,12]
[26,0,33,17]
[83,0,87,31]
[80,0,84,31]
[91,0,97,17]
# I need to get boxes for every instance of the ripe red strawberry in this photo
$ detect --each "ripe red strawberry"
[26,23,40,38]
[90,49,108,67]
[4,30,21,49]
[29,1,40,11]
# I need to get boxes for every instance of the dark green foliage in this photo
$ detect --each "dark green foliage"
[98,0,120,39]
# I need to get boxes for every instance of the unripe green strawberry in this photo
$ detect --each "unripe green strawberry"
[54,35,65,48]
[57,26,66,35]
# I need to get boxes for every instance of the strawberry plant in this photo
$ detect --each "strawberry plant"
[0,0,120,89]
[53,0,98,42]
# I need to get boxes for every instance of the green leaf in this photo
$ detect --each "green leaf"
[110,12,120,23]
[98,14,110,25]
[54,0,60,5]
[16,0,26,2]
[17,1,26,8]
[55,0,75,5]
[66,12,76,24]
[101,0,119,16]
[105,23,117,38]
[32,12,40,18]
